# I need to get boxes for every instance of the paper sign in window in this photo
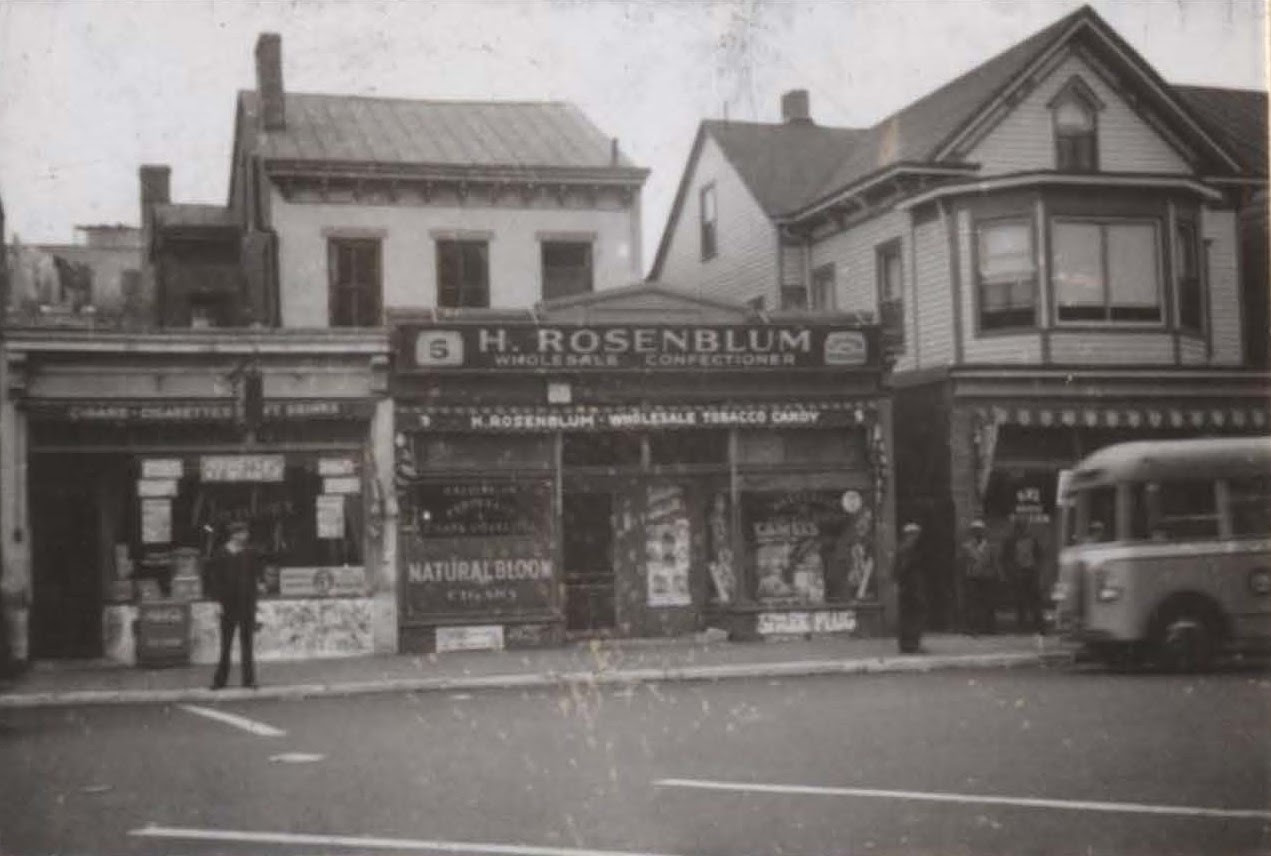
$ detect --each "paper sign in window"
[316,494,345,540]
[141,499,172,544]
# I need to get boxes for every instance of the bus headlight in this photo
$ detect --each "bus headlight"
[1094,570,1123,603]
[1250,568,1271,596]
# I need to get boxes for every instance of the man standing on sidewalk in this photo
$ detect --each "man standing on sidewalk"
[1004,517,1044,633]
[959,520,1000,635]
[210,521,261,690]
[895,522,925,654]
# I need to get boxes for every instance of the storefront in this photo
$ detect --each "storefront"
[389,289,892,652]
[0,329,394,664]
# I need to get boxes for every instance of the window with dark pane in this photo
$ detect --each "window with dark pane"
[649,430,728,466]
[1175,220,1203,333]
[811,263,837,311]
[541,241,593,301]
[327,238,382,327]
[437,239,490,308]
[700,184,717,260]
[876,239,904,352]
[1054,97,1098,172]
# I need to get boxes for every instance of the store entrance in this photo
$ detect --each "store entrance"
[562,492,615,633]
[30,458,112,659]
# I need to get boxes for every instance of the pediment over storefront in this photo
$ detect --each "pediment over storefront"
[537,283,755,324]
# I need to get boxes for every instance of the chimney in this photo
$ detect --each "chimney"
[610,138,620,167]
[255,32,285,131]
[139,164,171,220]
[781,89,811,124]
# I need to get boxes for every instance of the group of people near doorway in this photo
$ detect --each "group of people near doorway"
[893,516,1046,654]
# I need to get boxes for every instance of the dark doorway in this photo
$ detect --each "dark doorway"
[31,461,105,658]
[562,492,615,632]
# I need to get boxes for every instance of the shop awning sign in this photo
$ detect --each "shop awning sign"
[25,398,377,423]
[397,324,875,372]
[398,401,876,433]
[975,403,1269,430]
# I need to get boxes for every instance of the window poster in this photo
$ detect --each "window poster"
[316,494,345,540]
[646,484,691,607]
[707,492,735,604]
[141,498,172,545]
[745,490,877,604]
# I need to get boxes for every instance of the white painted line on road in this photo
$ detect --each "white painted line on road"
[130,825,689,856]
[654,778,1271,822]
[177,704,286,737]
[268,752,325,764]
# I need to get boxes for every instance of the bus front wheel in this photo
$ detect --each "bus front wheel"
[1150,602,1220,673]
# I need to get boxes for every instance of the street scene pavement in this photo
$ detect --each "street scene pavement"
[3,648,1269,856]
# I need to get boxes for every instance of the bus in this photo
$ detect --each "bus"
[1052,436,1271,670]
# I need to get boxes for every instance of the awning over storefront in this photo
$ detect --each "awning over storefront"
[397,400,878,433]
[973,402,1270,431]
[25,398,379,424]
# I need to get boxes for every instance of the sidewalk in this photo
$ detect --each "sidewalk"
[0,632,1069,709]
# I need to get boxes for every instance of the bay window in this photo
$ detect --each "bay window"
[1053,219,1161,323]
[976,219,1037,330]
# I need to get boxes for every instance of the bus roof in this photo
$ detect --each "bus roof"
[1067,436,1271,488]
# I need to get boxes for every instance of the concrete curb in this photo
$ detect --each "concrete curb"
[0,650,1069,710]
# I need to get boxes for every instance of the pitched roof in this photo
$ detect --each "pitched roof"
[1172,85,1268,176]
[704,120,867,217]
[238,91,646,178]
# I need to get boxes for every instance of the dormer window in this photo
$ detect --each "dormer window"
[1049,77,1103,172]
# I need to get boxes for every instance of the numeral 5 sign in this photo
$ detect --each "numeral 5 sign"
[414,331,464,367]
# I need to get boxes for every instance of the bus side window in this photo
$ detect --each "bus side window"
[1229,475,1271,538]
[1154,479,1220,541]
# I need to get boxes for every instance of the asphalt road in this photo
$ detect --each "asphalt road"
[2,664,1268,856]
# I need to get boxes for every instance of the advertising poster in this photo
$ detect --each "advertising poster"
[316,494,345,540]
[707,492,735,604]
[141,498,172,545]
[646,484,691,607]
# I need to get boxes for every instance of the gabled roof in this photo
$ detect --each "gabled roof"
[1173,86,1268,176]
[237,91,646,180]
[704,120,867,217]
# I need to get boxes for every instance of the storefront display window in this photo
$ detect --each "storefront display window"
[645,484,692,607]
[743,490,876,605]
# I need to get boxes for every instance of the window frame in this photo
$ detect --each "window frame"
[540,239,594,302]
[1174,218,1204,335]
[810,263,837,311]
[875,238,905,352]
[1050,81,1101,173]
[327,237,383,328]
[699,183,718,261]
[1050,216,1164,327]
[436,238,491,309]
[974,216,1039,333]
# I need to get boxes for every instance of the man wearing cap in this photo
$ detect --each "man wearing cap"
[959,519,1001,635]
[209,521,262,690]
[894,522,925,653]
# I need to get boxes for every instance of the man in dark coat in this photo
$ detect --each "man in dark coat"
[210,521,261,690]
[894,522,925,654]
[959,519,1001,635]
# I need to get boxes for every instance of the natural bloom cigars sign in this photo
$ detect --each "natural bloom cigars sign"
[397,324,874,371]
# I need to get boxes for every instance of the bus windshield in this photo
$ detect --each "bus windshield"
[1064,485,1116,546]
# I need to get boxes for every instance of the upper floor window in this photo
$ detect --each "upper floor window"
[876,239,904,351]
[328,238,381,327]
[780,286,807,311]
[1175,219,1203,334]
[976,219,1037,331]
[541,241,593,301]
[1050,78,1102,172]
[1053,219,1161,324]
[700,184,718,260]
[437,239,489,308]
[811,263,837,311]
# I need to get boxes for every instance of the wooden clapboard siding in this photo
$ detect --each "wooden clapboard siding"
[912,215,956,369]
[809,209,907,315]
[969,53,1191,177]
[1203,208,1243,367]
[1049,331,1175,364]
[656,135,777,305]
[1179,336,1208,365]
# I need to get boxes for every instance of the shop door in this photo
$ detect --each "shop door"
[31,478,102,659]
[562,493,615,632]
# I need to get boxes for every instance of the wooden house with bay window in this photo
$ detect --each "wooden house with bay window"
[650,5,1270,628]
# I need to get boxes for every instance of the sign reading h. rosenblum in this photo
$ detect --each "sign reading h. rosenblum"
[398,324,874,371]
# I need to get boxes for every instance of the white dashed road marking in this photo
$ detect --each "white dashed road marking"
[177,704,286,737]
[130,825,690,856]
[268,752,325,764]
[654,778,1271,821]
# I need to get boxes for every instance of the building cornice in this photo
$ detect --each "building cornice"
[897,171,1225,211]
[3,328,389,356]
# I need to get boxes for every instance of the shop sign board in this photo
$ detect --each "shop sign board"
[200,454,285,483]
[399,324,875,372]
[435,624,505,653]
[279,566,367,598]
[322,476,361,495]
[136,601,191,666]
[318,458,358,477]
[401,401,870,433]
[137,479,179,498]
[315,495,346,539]
[141,498,172,544]
[142,458,183,480]
[757,610,857,636]
[402,538,555,619]
[27,399,375,424]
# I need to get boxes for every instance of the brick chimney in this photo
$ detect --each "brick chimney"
[255,32,285,131]
[781,89,811,124]
[139,164,171,220]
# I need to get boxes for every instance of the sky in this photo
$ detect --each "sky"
[0,0,1265,275]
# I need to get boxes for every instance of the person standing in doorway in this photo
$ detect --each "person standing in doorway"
[959,520,1000,635]
[1005,517,1044,633]
[210,521,261,690]
[894,522,925,654]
